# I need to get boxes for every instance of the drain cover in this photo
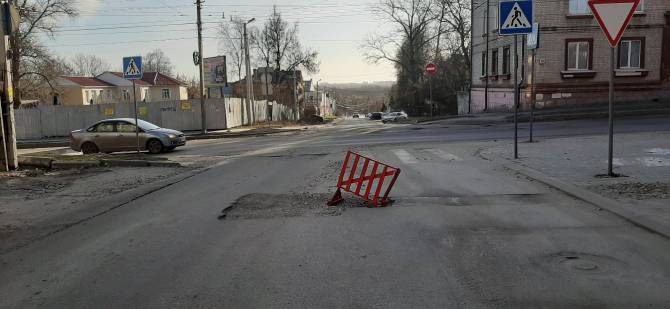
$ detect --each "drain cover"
[533,252,625,277]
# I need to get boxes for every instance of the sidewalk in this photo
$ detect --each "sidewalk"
[16,125,309,149]
[482,131,670,237]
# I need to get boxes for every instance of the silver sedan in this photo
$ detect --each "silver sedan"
[70,118,187,154]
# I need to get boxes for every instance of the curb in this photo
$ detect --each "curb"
[186,128,303,140]
[18,156,183,169]
[496,158,670,239]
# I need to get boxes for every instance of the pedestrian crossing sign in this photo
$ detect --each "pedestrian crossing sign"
[123,56,143,80]
[499,0,533,35]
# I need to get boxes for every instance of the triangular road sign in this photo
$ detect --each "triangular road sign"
[502,2,531,30]
[125,58,140,76]
[588,0,640,47]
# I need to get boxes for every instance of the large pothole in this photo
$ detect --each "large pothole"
[218,193,368,220]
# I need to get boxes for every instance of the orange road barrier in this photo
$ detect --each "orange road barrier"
[328,151,401,207]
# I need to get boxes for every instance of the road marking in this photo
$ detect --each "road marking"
[638,157,670,167]
[425,149,463,162]
[392,149,418,164]
[612,158,626,166]
[646,148,670,156]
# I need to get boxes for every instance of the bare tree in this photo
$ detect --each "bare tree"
[218,17,246,81]
[434,0,471,68]
[11,0,78,105]
[69,54,111,77]
[362,0,437,114]
[254,6,319,80]
[144,49,175,76]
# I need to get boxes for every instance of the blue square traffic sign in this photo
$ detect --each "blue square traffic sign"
[123,56,143,80]
[499,0,533,36]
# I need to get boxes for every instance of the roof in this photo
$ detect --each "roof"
[61,76,114,87]
[105,72,151,85]
[141,72,187,86]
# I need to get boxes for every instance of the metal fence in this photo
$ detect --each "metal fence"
[15,98,298,140]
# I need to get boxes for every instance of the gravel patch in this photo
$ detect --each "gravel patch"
[589,182,670,200]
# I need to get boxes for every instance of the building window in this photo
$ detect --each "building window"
[85,90,90,103]
[566,40,591,70]
[491,49,499,75]
[502,46,511,75]
[636,0,644,12]
[106,90,112,100]
[162,89,171,99]
[144,89,149,102]
[481,53,487,76]
[619,39,643,69]
[569,0,590,14]
[122,90,130,101]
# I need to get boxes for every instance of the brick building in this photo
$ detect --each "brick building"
[471,0,670,112]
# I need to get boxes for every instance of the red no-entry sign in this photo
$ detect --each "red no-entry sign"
[425,63,437,76]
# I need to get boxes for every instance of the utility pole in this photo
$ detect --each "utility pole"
[196,0,207,134]
[484,0,490,112]
[315,79,321,117]
[243,18,255,125]
[1,1,18,171]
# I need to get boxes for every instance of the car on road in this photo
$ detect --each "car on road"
[369,112,384,120]
[352,113,360,118]
[382,112,409,123]
[70,118,187,154]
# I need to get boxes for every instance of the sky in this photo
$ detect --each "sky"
[40,0,397,83]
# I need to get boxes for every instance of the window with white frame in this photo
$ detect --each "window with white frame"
[636,0,644,12]
[85,90,90,103]
[619,39,643,69]
[567,40,591,70]
[569,0,590,14]
[122,90,130,101]
[106,90,112,100]
[162,88,171,99]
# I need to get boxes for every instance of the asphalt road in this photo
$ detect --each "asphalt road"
[1,117,670,308]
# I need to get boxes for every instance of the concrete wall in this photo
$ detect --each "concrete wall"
[15,98,296,140]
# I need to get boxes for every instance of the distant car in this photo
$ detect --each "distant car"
[369,112,383,120]
[70,118,186,154]
[382,112,409,123]
[366,113,372,119]
[353,114,360,118]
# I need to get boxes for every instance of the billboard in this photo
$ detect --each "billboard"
[203,56,227,86]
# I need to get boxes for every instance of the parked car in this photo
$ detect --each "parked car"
[352,113,360,119]
[382,112,409,123]
[369,112,383,120]
[70,118,187,154]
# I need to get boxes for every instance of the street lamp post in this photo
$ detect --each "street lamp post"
[244,18,255,125]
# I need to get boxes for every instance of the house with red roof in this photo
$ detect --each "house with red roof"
[55,72,188,106]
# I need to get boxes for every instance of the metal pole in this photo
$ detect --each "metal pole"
[484,0,490,111]
[530,49,536,143]
[196,0,207,134]
[0,100,8,172]
[244,22,254,125]
[608,46,616,176]
[133,79,140,153]
[514,35,519,159]
[429,76,433,118]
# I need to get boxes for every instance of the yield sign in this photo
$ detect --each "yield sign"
[588,0,640,47]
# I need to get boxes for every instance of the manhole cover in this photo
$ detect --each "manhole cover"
[533,252,626,276]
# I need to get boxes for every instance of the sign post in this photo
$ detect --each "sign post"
[588,0,640,176]
[527,23,539,143]
[123,56,143,153]
[426,63,437,117]
[500,0,533,159]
